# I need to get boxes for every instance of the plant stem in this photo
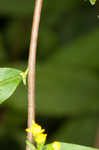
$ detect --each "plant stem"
[94,128,99,148]
[27,0,43,150]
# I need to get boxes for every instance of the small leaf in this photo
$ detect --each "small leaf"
[20,68,28,85]
[0,68,23,104]
[89,0,96,5]
[60,143,99,150]
[26,140,36,150]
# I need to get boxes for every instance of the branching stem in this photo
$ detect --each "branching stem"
[27,0,43,150]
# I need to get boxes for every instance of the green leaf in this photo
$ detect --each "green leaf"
[60,143,99,150]
[0,68,22,104]
[89,0,96,5]
[26,140,36,150]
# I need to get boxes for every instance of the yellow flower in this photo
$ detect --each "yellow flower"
[25,121,47,145]
[26,120,45,136]
[52,142,61,150]
[35,133,47,145]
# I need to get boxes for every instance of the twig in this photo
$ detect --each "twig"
[27,0,43,150]
[94,128,99,148]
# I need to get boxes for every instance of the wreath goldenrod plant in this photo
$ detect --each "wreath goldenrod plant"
[0,0,98,150]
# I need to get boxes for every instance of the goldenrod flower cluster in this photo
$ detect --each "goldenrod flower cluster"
[26,120,47,145]
[26,120,61,150]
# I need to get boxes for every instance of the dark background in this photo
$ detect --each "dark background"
[0,0,99,149]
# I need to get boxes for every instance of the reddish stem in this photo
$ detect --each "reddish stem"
[27,0,43,149]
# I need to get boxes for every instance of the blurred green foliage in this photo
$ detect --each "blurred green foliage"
[89,0,96,5]
[0,0,99,150]
[60,143,98,150]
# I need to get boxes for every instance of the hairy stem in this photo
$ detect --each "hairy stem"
[27,0,43,149]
